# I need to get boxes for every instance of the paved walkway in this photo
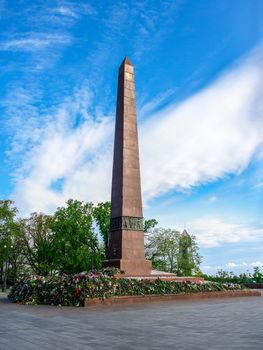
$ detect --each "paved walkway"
[0,292,263,350]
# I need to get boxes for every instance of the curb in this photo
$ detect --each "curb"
[244,283,263,289]
[84,290,261,307]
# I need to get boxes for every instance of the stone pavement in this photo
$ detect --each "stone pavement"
[0,292,263,350]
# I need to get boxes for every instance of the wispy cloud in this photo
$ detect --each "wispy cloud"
[0,1,94,70]
[138,88,177,119]
[189,217,263,248]
[53,6,79,19]
[6,47,263,216]
[253,182,263,189]
[0,33,71,51]
[140,48,263,201]
[131,0,180,59]
[10,84,113,215]
[45,3,95,24]
[84,0,180,84]
[203,260,263,273]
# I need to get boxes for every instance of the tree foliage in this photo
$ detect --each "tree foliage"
[177,231,202,276]
[50,199,101,274]
[0,199,111,283]
[144,218,158,233]
[19,213,54,276]
[203,267,263,284]
[1,197,202,285]
[0,200,20,289]
[0,200,18,241]
[145,228,201,275]
[93,201,110,257]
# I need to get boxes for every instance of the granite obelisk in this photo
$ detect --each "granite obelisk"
[104,57,152,275]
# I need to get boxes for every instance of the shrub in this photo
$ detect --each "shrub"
[8,272,244,307]
[203,267,263,284]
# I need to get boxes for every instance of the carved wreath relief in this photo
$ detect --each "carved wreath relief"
[110,216,144,231]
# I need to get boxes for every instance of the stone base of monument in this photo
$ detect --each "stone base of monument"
[117,271,204,283]
[103,261,205,282]
[108,269,204,283]
[84,290,261,307]
[103,258,152,275]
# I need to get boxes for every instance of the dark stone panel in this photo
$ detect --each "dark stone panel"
[110,216,144,231]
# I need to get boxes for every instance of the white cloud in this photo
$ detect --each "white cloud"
[226,261,263,268]
[51,3,95,19]
[226,262,237,267]
[208,196,217,203]
[11,85,114,215]
[202,260,263,274]
[0,1,94,68]
[54,6,79,18]
[140,48,263,201]
[253,182,263,189]
[8,47,263,216]
[0,34,71,51]
[189,217,263,248]
[138,88,176,118]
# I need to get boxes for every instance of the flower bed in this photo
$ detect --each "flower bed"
[8,272,245,307]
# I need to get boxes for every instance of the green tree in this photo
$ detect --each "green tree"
[93,201,110,258]
[252,267,263,283]
[144,218,158,233]
[51,199,102,274]
[0,200,19,290]
[145,228,201,275]
[4,220,26,285]
[19,213,54,276]
[177,230,201,276]
[0,200,18,242]
[146,228,181,272]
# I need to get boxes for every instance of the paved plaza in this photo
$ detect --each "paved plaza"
[0,292,263,350]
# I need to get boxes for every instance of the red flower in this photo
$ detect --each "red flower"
[75,287,81,297]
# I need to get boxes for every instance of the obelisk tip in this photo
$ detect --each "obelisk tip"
[121,56,133,67]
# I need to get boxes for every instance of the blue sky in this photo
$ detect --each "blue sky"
[1,0,263,274]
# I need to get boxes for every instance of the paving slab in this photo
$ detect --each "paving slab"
[0,291,263,350]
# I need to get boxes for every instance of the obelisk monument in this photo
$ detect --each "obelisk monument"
[104,57,152,275]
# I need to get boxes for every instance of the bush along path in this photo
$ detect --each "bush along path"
[8,270,246,307]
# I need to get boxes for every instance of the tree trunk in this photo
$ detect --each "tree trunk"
[2,260,8,292]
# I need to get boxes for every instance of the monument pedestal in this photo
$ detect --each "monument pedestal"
[103,259,152,275]
[104,228,152,275]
